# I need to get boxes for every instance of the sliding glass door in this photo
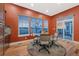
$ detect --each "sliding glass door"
[64,21,72,40]
[57,15,73,40]
[57,21,64,39]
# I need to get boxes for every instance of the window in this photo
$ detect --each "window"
[31,18,36,34]
[31,18,42,36]
[18,15,48,37]
[36,18,42,34]
[44,20,48,32]
[18,15,29,36]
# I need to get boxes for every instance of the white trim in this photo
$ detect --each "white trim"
[73,41,79,44]
[72,16,74,41]
[18,34,30,37]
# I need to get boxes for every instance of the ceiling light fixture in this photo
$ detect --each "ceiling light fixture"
[30,3,34,7]
[46,10,49,12]
[57,3,63,5]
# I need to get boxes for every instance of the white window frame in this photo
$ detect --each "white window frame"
[18,15,30,37]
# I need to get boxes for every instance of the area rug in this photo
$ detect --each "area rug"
[28,41,66,56]
[27,39,79,56]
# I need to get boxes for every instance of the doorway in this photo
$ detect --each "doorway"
[56,15,74,40]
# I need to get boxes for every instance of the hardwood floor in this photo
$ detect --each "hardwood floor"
[4,40,33,56]
[4,45,30,56]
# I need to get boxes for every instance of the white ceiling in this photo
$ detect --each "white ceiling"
[14,3,79,16]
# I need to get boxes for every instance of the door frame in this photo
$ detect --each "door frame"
[56,15,74,41]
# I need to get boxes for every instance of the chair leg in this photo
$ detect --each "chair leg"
[39,46,50,54]
[45,48,50,54]
[39,47,44,52]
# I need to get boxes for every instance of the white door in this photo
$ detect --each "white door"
[56,16,74,40]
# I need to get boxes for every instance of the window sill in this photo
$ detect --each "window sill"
[18,34,30,37]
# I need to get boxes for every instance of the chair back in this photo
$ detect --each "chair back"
[53,32,59,40]
[40,34,50,41]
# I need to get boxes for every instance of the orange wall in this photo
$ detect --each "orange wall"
[4,3,51,42]
[50,5,79,41]
[4,3,79,42]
